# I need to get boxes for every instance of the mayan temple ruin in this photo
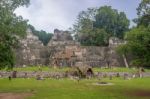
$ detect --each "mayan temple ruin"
[15,28,125,67]
[15,29,49,67]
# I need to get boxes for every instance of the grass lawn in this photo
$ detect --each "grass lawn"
[0,78,150,99]
[12,66,70,72]
[0,66,147,73]
[7,66,150,73]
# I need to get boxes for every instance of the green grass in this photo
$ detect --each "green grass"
[93,67,139,73]
[3,66,149,73]
[0,78,150,99]
[1,66,69,72]
[13,66,70,72]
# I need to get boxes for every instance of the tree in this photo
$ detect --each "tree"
[28,24,53,45]
[134,0,150,27]
[73,6,129,46]
[79,28,109,46]
[73,8,96,43]
[126,26,150,67]
[117,0,150,68]
[117,26,150,67]
[116,44,129,68]
[94,6,129,39]
[0,0,30,69]
[73,8,96,33]
[137,0,150,16]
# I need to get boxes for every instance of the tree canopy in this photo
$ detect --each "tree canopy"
[118,26,150,67]
[94,6,129,39]
[73,6,129,46]
[135,0,150,27]
[0,0,30,69]
[117,0,150,68]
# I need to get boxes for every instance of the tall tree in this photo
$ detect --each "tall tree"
[135,0,150,27]
[0,0,30,69]
[118,26,150,67]
[74,6,129,46]
[73,8,96,42]
[94,6,129,39]
[117,0,150,68]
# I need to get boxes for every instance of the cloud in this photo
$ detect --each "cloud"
[15,0,140,33]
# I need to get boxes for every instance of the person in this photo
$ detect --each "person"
[38,66,42,71]
[8,76,12,81]
[24,72,27,78]
[139,67,145,78]
[116,73,120,77]
[36,74,41,80]
[123,73,128,80]
[12,71,17,78]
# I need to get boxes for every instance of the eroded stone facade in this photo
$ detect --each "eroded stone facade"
[15,29,125,67]
[15,29,49,67]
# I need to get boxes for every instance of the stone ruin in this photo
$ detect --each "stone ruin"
[51,29,73,41]
[15,28,125,67]
[15,29,49,67]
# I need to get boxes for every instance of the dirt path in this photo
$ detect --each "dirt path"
[126,90,150,97]
[0,93,33,99]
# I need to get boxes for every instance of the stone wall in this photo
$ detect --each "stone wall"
[1,71,150,78]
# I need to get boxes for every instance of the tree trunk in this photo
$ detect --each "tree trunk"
[122,54,129,68]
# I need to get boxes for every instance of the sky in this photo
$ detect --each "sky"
[15,0,141,33]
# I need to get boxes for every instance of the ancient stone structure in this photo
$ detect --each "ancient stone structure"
[109,37,126,47]
[15,28,125,67]
[15,29,49,67]
[51,29,73,41]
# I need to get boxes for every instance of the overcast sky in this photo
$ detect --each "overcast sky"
[15,0,141,33]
